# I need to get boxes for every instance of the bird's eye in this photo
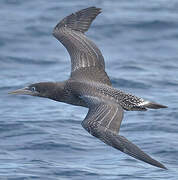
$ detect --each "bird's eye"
[31,87,36,92]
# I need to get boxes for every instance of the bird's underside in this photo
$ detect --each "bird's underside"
[10,7,168,169]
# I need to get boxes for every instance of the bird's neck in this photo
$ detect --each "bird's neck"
[46,82,67,102]
[40,81,87,107]
[39,81,68,103]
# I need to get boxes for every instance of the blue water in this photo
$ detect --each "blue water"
[1,0,178,179]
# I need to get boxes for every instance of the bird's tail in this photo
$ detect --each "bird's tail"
[142,101,168,109]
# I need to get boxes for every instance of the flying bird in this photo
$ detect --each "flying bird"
[9,7,167,169]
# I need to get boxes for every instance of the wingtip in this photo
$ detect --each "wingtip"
[53,6,103,35]
[86,6,102,15]
[88,6,102,11]
[111,135,168,170]
[96,7,102,13]
[154,160,168,170]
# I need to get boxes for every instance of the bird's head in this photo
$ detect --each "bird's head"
[9,82,58,99]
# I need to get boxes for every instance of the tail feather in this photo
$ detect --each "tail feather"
[143,101,168,109]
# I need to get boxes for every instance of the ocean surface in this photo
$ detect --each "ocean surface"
[0,0,178,179]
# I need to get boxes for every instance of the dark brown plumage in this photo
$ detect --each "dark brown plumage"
[9,7,167,169]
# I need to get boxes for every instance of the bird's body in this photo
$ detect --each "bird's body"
[10,7,167,169]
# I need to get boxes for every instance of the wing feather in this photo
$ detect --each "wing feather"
[53,7,111,85]
[81,95,167,169]
[81,95,124,134]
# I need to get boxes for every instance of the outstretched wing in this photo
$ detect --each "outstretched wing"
[53,7,111,86]
[81,96,167,169]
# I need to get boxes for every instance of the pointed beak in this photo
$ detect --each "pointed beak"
[8,87,33,95]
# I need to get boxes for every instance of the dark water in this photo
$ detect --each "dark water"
[1,0,178,179]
